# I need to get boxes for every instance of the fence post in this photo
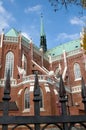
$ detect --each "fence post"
[59,75,69,130]
[33,73,41,130]
[81,77,86,114]
[2,70,11,130]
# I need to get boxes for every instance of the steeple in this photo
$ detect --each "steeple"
[40,14,47,52]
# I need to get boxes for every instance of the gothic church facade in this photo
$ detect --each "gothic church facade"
[0,16,85,129]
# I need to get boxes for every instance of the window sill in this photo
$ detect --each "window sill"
[23,108,45,112]
[40,108,45,111]
[74,77,81,81]
[23,109,30,113]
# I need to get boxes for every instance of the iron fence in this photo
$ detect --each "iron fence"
[0,70,86,130]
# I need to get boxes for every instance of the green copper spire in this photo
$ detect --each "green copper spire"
[40,14,45,36]
[40,13,47,52]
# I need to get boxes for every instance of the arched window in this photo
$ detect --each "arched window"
[39,88,43,108]
[4,51,14,78]
[74,63,81,80]
[24,88,30,109]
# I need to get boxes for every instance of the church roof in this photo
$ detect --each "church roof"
[45,39,81,57]
[5,28,31,48]
[22,35,30,43]
[5,28,81,57]
[5,28,19,37]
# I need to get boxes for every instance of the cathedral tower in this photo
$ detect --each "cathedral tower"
[40,14,47,52]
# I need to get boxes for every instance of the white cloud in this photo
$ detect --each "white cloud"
[25,5,42,13]
[70,16,86,26]
[0,1,15,31]
[56,33,79,42]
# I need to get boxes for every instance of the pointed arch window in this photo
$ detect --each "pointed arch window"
[39,88,43,108]
[4,51,14,78]
[24,88,30,109]
[74,63,81,80]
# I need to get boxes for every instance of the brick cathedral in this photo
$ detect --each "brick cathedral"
[0,16,86,129]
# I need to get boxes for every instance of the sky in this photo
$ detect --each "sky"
[0,0,86,49]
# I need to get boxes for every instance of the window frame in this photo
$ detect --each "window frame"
[74,63,81,81]
[24,88,30,110]
[4,51,14,78]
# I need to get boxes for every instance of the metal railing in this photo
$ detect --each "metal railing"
[0,71,86,130]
